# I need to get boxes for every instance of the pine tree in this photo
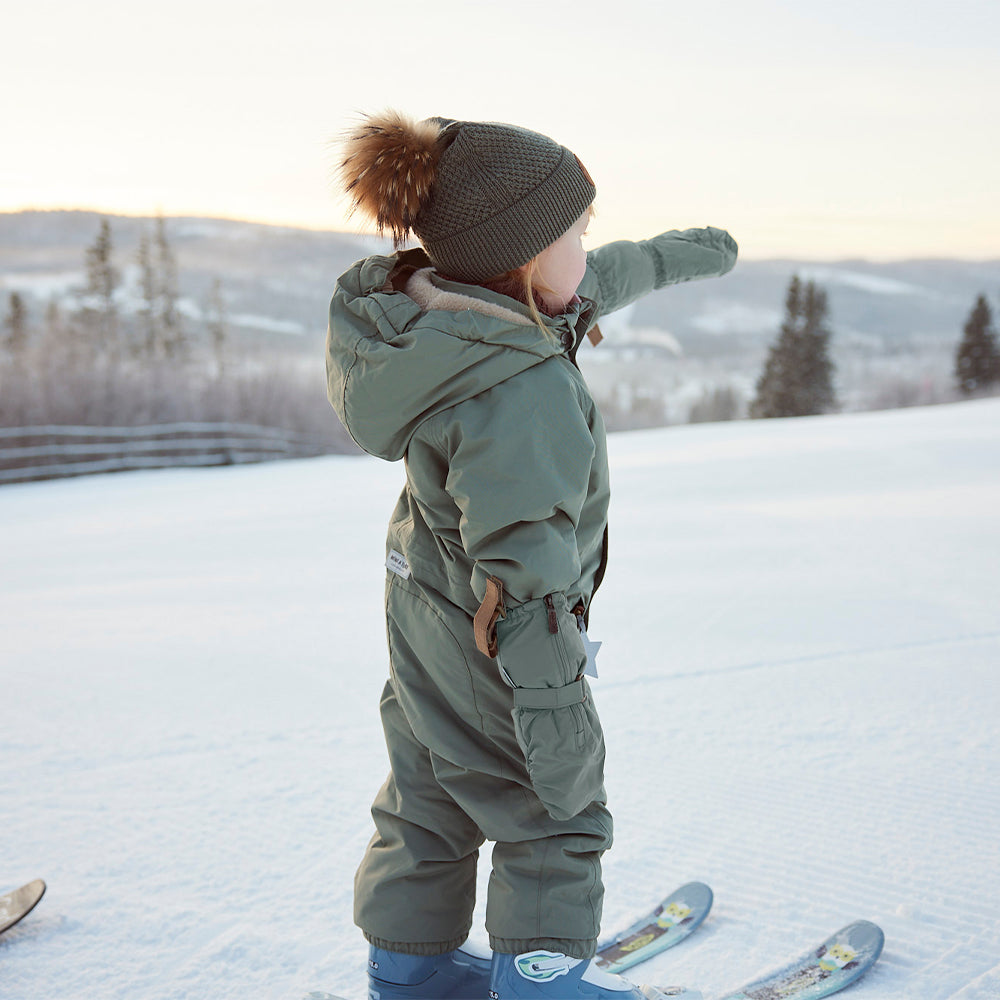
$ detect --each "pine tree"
[155,214,184,359]
[207,277,227,378]
[136,227,158,358]
[954,295,1000,396]
[800,282,837,414]
[83,217,121,362]
[751,275,837,418]
[3,292,28,357]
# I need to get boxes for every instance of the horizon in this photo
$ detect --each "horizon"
[4,207,999,266]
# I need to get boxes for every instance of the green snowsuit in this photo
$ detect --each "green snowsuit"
[326,227,737,959]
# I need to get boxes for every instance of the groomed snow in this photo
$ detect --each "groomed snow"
[2,398,999,1000]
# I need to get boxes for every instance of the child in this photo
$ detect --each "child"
[326,111,737,1000]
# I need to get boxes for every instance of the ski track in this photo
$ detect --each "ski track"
[2,399,999,1000]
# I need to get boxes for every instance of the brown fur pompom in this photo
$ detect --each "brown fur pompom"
[339,111,443,247]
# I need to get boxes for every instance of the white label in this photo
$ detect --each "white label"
[386,549,411,579]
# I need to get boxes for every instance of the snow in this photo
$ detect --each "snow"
[795,267,941,299]
[690,302,783,335]
[0,270,83,297]
[227,312,307,335]
[2,398,1000,1000]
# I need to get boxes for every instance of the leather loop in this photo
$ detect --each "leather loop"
[512,678,586,710]
[473,575,505,658]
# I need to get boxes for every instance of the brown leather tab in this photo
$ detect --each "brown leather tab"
[586,323,604,346]
[473,576,506,658]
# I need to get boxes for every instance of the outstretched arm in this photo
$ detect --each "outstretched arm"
[579,226,738,320]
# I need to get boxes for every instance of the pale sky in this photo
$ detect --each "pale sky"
[3,0,998,260]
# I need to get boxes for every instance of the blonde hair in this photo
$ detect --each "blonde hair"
[477,204,595,336]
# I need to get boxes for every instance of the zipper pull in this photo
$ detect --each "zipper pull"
[543,595,559,634]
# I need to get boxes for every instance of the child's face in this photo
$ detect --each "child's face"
[531,208,591,313]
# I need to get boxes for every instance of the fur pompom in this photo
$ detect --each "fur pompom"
[339,111,443,246]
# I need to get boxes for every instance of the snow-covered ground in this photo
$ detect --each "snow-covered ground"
[2,399,999,1000]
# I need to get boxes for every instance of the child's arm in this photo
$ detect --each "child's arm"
[578,226,738,320]
[438,378,595,613]
[435,379,607,822]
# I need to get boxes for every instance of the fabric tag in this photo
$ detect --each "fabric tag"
[386,549,411,579]
[577,618,601,679]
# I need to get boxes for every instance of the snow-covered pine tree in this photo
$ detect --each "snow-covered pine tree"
[954,295,1000,396]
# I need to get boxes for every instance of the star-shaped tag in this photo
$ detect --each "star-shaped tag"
[578,622,602,679]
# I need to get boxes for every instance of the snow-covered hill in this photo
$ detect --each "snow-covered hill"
[2,399,999,1000]
[2,210,997,354]
[4,210,996,420]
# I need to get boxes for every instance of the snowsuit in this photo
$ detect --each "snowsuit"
[325,227,738,959]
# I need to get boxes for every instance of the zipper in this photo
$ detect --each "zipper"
[543,595,559,634]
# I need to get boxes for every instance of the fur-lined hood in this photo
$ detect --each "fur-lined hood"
[326,248,587,462]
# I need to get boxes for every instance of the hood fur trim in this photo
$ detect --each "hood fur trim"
[404,268,533,327]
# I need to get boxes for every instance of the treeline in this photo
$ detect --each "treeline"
[670,277,997,427]
[748,276,999,420]
[0,216,353,451]
[589,275,998,431]
[1,217,997,441]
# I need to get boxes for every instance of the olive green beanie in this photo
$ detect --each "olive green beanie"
[414,118,596,283]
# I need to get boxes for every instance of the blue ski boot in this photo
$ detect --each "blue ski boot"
[367,941,492,999]
[490,949,685,999]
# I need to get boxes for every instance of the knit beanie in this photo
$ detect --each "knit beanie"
[339,111,596,283]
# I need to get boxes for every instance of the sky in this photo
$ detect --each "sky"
[2,0,998,260]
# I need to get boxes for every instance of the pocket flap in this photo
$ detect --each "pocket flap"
[512,678,586,710]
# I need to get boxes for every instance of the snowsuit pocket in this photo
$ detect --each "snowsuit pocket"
[496,593,606,822]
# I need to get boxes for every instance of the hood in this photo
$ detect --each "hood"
[327,248,585,461]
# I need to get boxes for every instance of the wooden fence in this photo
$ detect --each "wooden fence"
[0,423,339,485]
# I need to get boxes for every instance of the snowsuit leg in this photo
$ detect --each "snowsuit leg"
[354,573,613,959]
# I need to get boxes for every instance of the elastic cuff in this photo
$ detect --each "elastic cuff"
[363,931,470,956]
[489,936,596,960]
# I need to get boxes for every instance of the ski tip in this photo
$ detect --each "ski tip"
[677,881,713,909]
[836,919,885,960]
[0,878,47,936]
[5,879,46,898]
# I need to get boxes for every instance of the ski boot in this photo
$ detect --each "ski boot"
[489,950,697,999]
[367,940,492,999]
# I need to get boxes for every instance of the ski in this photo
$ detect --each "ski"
[0,879,46,936]
[306,916,882,1000]
[640,920,885,1000]
[304,882,713,999]
[595,882,714,973]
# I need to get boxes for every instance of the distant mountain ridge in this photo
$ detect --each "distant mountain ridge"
[1,210,996,359]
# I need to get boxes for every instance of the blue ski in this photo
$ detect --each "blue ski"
[639,920,885,1000]
[716,920,884,1000]
[596,882,714,973]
